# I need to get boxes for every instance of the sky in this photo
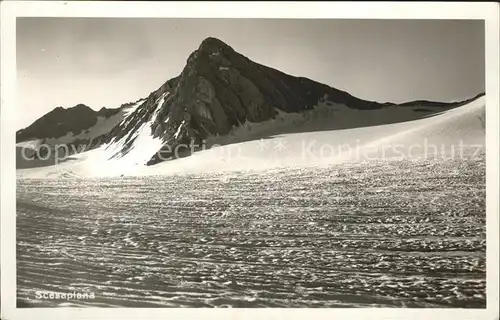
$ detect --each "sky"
[17,18,485,129]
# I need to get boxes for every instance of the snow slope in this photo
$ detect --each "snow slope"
[16,96,485,179]
[101,94,167,170]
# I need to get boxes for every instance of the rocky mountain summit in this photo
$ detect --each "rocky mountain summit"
[138,37,392,164]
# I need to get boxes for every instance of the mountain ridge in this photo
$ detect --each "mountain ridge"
[16,104,123,143]
[16,37,485,168]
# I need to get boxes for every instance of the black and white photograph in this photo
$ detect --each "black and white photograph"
[1,2,499,320]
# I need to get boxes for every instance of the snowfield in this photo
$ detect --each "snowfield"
[16,95,485,179]
[17,154,485,308]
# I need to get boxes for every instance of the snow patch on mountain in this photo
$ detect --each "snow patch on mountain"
[123,99,146,117]
[104,93,168,166]
[156,93,169,112]
[16,140,40,150]
[105,121,164,166]
[173,120,186,139]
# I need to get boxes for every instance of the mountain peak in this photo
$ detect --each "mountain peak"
[198,37,232,52]
[182,37,236,78]
[73,103,91,109]
[186,37,235,64]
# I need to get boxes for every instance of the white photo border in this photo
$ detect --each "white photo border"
[1,1,499,320]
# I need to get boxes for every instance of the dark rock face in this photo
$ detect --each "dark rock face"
[16,104,121,143]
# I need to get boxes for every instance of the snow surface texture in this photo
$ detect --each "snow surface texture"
[17,157,486,307]
[16,96,486,179]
